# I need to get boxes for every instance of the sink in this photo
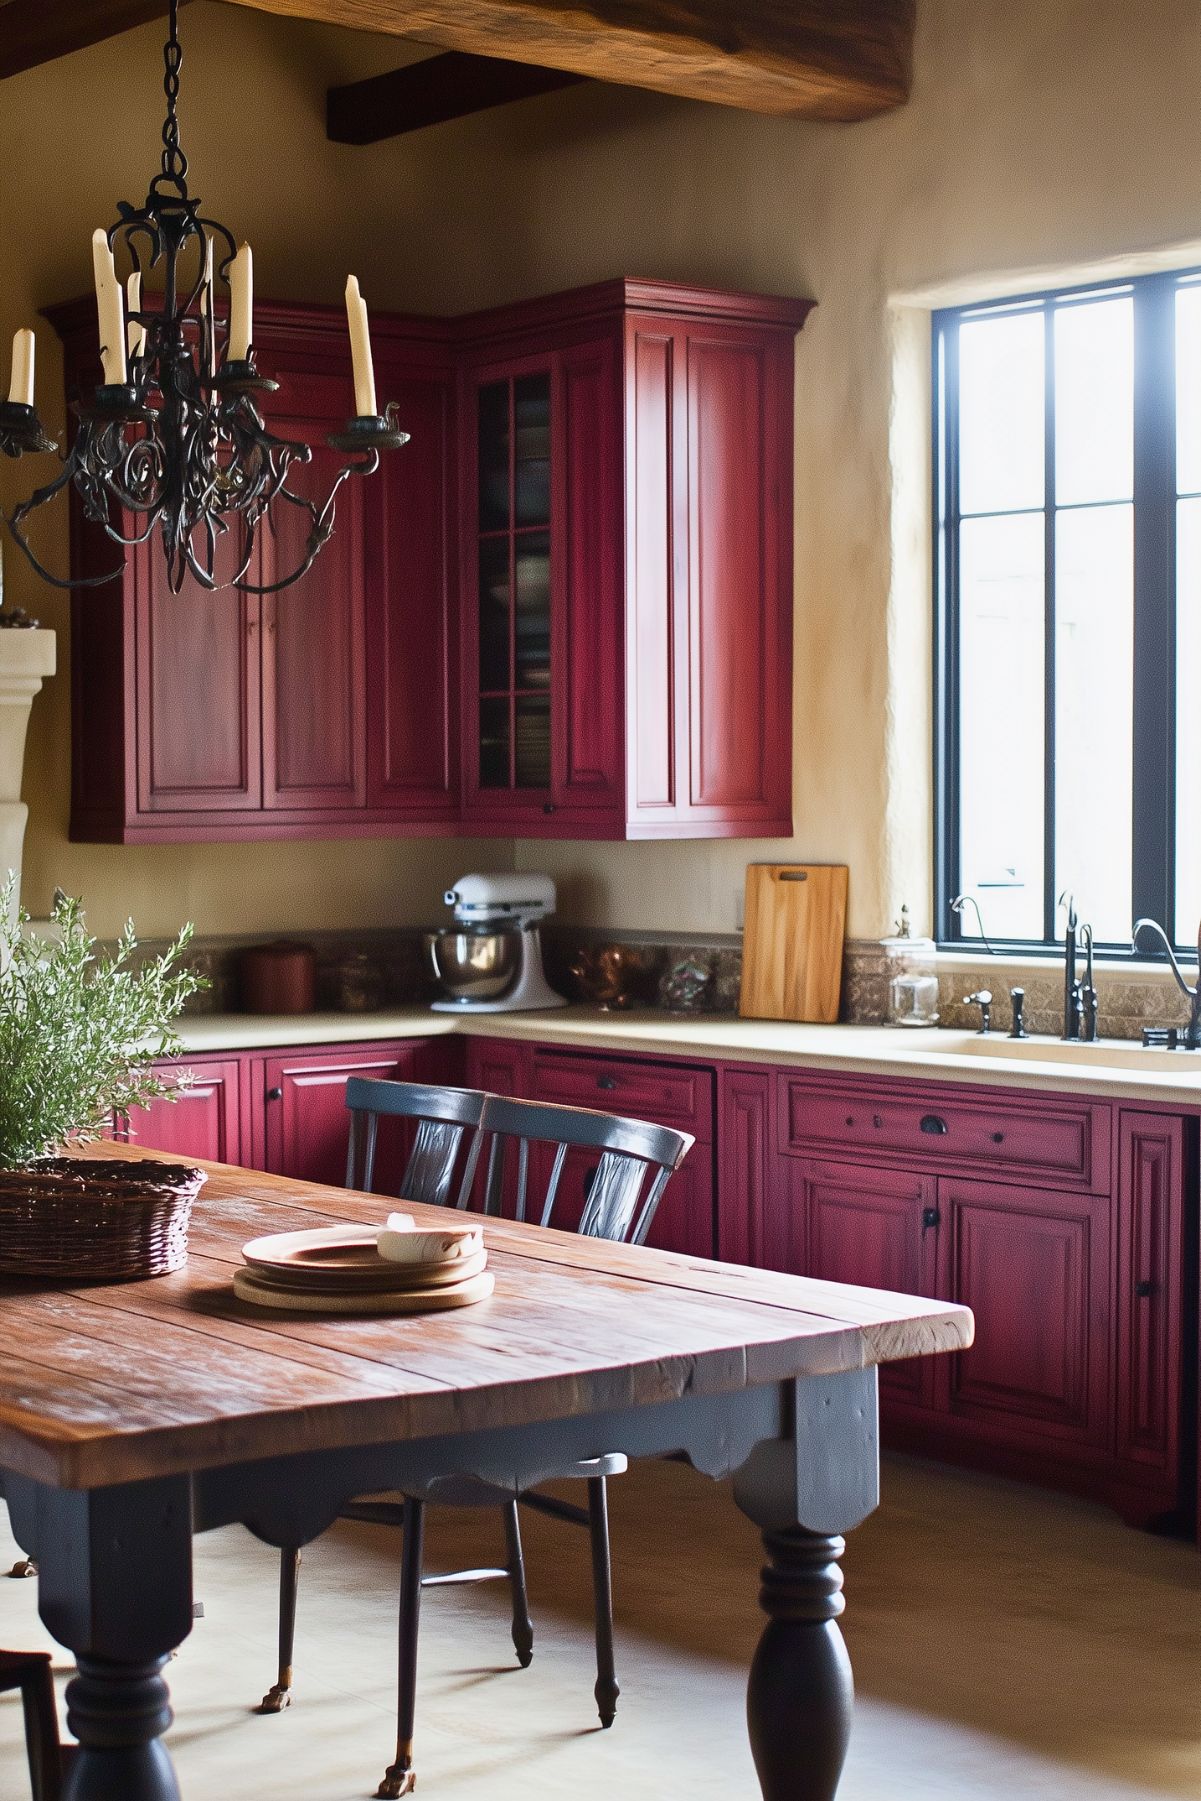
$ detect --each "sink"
[926,1032,1200,1072]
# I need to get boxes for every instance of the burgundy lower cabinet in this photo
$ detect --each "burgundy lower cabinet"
[1115,1113,1188,1488]
[126,1031,1196,1527]
[120,1056,246,1164]
[769,1071,1195,1527]
[937,1177,1112,1454]
[256,1038,461,1192]
[787,1157,942,1414]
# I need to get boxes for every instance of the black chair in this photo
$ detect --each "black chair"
[0,1649,63,1801]
[257,1080,693,1801]
[258,1079,490,1718]
[375,1089,692,1799]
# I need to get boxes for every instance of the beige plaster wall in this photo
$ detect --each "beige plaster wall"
[4,1,1201,938]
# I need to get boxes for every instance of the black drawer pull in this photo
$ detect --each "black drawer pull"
[922,1206,941,1232]
[543,802,557,814]
[597,1075,618,1091]
[845,1115,854,1127]
[920,1114,949,1136]
[991,1131,1005,1144]
[266,1086,283,1102]
[872,1114,884,1129]
[1135,1279,1155,1298]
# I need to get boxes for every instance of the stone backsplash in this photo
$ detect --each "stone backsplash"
[117,922,1192,1041]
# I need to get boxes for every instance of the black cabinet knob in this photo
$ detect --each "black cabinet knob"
[543,802,557,814]
[597,1075,617,1091]
[266,1086,283,1101]
[920,1114,949,1135]
[921,1206,941,1232]
[1135,1279,1155,1298]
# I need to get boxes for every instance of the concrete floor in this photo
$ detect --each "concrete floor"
[2,1454,1200,1800]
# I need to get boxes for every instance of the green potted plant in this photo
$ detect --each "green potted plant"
[0,880,209,1280]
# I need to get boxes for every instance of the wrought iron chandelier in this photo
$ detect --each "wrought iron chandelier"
[0,0,408,594]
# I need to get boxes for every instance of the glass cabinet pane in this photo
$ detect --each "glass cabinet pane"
[515,694,551,788]
[474,369,554,796]
[478,382,510,533]
[514,531,550,691]
[514,375,551,529]
[478,538,510,693]
[479,697,510,789]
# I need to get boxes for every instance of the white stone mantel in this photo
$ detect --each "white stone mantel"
[0,628,56,915]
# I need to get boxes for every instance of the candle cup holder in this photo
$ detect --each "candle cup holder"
[212,359,279,397]
[327,405,411,456]
[82,385,150,425]
[0,402,58,459]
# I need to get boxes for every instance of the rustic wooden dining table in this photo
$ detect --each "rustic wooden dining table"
[0,1147,972,1801]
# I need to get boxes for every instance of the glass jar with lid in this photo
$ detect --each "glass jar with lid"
[883,907,940,1028]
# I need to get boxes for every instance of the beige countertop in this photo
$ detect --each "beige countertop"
[174,1006,1201,1107]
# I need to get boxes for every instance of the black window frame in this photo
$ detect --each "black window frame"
[933,267,1194,961]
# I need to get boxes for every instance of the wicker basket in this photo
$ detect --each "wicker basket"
[0,1159,207,1281]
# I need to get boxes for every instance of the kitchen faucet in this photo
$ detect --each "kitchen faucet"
[1060,893,1099,1041]
[1132,917,1201,1049]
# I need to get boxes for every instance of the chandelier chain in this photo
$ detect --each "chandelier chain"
[160,0,188,188]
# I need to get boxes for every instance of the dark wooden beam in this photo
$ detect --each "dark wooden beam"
[327,50,586,142]
[222,0,916,121]
[0,0,186,82]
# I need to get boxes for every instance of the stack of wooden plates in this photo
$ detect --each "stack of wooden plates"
[233,1215,494,1315]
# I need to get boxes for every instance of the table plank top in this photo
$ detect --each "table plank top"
[0,1149,973,1490]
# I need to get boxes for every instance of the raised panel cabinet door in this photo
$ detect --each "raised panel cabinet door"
[551,336,623,822]
[941,1177,1111,1450]
[1116,1111,1187,1482]
[717,1066,776,1267]
[625,320,683,826]
[678,327,793,832]
[462,1036,530,1098]
[120,1057,244,1164]
[134,529,263,814]
[260,371,367,811]
[365,353,459,819]
[792,1156,941,1410]
[261,1041,431,1194]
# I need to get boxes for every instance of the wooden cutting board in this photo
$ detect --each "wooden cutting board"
[739,864,848,1024]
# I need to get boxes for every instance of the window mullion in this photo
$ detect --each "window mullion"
[934,314,962,943]
[1043,302,1057,945]
[1131,273,1177,940]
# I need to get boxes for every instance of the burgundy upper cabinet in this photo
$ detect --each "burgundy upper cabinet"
[457,281,810,838]
[55,278,807,843]
[54,297,457,842]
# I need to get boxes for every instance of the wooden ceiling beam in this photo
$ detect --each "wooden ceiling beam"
[327,50,587,142]
[223,0,916,121]
[0,0,187,82]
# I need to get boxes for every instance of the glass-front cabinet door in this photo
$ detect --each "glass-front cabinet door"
[474,368,553,801]
[462,340,623,832]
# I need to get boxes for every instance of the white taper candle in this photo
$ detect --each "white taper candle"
[344,275,377,417]
[228,242,253,362]
[7,329,35,408]
[126,271,147,360]
[199,234,216,375]
[91,228,127,385]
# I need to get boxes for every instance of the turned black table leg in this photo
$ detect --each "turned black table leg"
[733,1369,881,1801]
[5,1473,194,1801]
[63,1655,178,1801]
[747,1529,852,1801]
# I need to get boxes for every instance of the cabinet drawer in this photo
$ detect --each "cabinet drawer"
[781,1077,1108,1191]
[530,1051,714,1141]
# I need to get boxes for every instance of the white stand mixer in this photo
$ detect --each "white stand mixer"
[427,873,568,1013]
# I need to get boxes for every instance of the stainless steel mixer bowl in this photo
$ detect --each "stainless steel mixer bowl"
[425,929,522,1002]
